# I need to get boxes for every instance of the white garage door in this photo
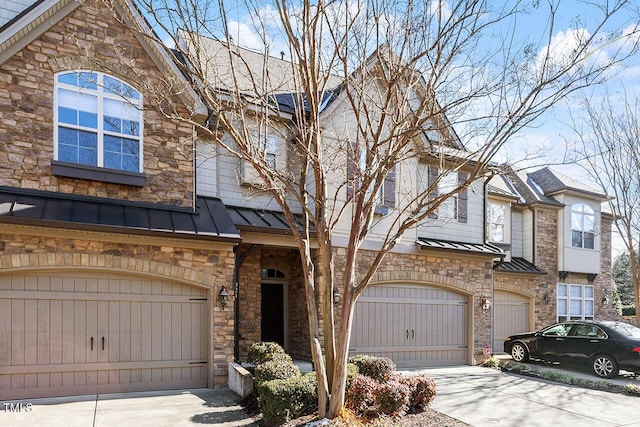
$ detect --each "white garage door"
[493,290,530,353]
[350,284,469,368]
[0,272,209,400]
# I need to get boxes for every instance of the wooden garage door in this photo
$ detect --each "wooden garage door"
[493,291,530,353]
[350,284,469,368]
[0,273,209,400]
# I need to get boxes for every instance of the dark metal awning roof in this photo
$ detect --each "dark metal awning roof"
[0,186,241,241]
[495,257,546,274]
[227,205,311,235]
[416,237,504,256]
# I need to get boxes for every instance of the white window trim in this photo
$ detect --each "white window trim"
[557,283,594,322]
[53,71,144,173]
[488,202,506,243]
[571,203,595,250]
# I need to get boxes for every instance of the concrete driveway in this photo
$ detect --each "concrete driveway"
[2,366,640,426]
[414,366,640,427]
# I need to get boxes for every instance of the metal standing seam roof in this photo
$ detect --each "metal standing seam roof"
[0,186,241,241]
[416,237,504,256]
[226,205,310,234]
[495,257,547,274]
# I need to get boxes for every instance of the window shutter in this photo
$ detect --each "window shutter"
[428,166,438,219]
[383,166,396,208]
[458,171,468,223]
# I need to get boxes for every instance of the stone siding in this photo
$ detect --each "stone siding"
[0,0,195,207]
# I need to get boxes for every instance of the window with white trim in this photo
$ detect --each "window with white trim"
[54,71,143,172]
[571,203,595,249]
[487,203,506,243]
[557,283,594,321]
[438,172,458,219]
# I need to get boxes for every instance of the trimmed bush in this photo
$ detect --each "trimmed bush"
[348,354,396,382]
[345,362,359,390]
[345,374,379,416]
[401,374,437,413]
[375,375,411,417]
[258,373,317,425]
[247,342,288,366]
[254,357,300,385]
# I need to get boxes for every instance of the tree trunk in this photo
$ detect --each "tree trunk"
[327,289,355,418]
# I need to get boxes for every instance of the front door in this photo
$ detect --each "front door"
[261,283,285,347]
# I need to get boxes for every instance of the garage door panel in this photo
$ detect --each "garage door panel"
[0,273,209,400]
[494,291,530,352]
[351,284,468,368]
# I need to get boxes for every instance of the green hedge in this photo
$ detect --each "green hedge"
[247,342,288,366]
[257,372,317,425]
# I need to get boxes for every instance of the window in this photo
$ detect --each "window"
[346,140,395,212]
[541,323,573,337]
[262,135,277,169]
[557,283,594,322]
[54,71,143,173]
[571,203,595,249]
[438,172,458,219]
[488,203,506,242]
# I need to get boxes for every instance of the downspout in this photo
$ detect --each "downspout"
[233,244,258,362]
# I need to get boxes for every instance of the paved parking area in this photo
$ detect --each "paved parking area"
[2,365,640,426]
[414,365,640,427]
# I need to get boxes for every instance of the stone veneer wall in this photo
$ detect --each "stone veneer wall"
[236,245,309,361]
[0,0,195,207]
[0,230,235,387]
[532,207,560,329]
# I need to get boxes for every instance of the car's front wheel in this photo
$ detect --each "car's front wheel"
[511,342,529,362]
[592,354,619,379]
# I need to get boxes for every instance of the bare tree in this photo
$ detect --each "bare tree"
[572,90,640,327]
[107,0,640,417]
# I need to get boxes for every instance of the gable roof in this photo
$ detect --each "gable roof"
[528,167,607,200]
[0,0,207,117]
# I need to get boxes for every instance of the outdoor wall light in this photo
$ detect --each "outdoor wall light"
[219,285,229,310]
[333,287,342,306]
[543,292,551,304]
[481,296,491,314]
[602,295,610,307]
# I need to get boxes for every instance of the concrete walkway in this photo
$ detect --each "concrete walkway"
[412,365,640,427]
[0,389,260,427]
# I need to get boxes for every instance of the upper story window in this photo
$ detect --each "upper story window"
[571,203,594,249]
[487,203,506,242]
[426,166,468,223]
[54,71,143,173]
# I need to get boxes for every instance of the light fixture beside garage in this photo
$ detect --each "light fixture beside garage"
[219,285,229,310]
[602,294,610,307]
[481,296,491,315]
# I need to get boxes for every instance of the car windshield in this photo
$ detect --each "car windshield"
[609,322,640,338]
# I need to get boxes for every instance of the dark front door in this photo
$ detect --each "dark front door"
[261,283,285,346]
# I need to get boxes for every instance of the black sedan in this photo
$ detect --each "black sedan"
[504,320,640,378]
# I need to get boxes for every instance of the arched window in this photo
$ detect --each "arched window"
[571,203,595,249]
[54,71,143,173]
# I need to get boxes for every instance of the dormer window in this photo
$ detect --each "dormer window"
[571,203,595,249]
[54,71,143,173]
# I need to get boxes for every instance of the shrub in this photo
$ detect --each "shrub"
[346,374,379,416]
[254,357,300,385]
[401,374,437,413]
[624,383,640,396]
[258,373,317,425]
[375,375,411,417]
[348,354,396,382]
[481,357,500,368]
[345,362,359,390]
[247,342,287,366]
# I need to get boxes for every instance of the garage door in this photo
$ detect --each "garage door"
[350,284,469,368]
[0,272,209,400]
[493,291,530,353]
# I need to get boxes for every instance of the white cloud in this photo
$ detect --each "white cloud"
[227,20,269,51]
[427,0,452,21]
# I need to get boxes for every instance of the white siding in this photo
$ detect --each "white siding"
[522,210,533,262]
[558,194,602,274]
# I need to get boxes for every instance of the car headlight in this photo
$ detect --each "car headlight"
[504,337,511,341]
